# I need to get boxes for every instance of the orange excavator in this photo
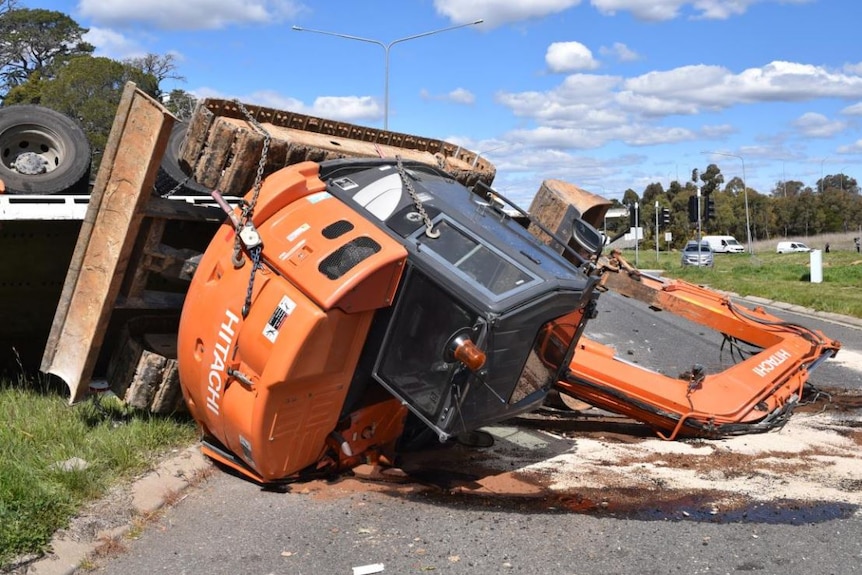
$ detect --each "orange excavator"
[177,157,841,484]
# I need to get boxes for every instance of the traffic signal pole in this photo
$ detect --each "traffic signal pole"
[697,187,703,259]
[655,200,659,262]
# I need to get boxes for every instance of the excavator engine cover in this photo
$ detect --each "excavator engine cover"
[178,159,598,483]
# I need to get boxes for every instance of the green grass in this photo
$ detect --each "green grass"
[0,375,197,566]
[632,248,862,318]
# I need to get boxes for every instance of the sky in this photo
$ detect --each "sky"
[24,0,862,207]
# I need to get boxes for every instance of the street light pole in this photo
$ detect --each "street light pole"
[292,20,483,130]
[703,151,752,254]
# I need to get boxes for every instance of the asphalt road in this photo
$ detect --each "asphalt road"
[87,290,862,575]
[90,469,862,575]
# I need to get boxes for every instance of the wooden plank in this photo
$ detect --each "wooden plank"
[41,82,174,403]
[106,318,184,414]
[123,218,167,299]
[527,179,613,245]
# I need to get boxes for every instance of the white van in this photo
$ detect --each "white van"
[776,241,811,253]
[702,235,745,253]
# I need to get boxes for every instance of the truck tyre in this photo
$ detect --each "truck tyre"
[0,105,92,195]
[153,122,211,196]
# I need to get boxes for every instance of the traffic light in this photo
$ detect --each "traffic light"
[688,195,699,223]
[706,198,716,219]
[629,207,636,227]
[661,207,671,226]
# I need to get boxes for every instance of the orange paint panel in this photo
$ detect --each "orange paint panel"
[259,193,406,313]
[557,266,840,439]
[179,163,406,482]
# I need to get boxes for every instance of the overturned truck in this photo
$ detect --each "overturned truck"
[38,84,841,484]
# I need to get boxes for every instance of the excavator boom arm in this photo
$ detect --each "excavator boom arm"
[550,253,840,440]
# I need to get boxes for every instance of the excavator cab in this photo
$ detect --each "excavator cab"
[321,159,599,441]
[179,158,598,483]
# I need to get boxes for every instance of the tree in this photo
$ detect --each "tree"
[641,182,664,205]
[0,1,20,17]
[164,88,198,121]
[771,179,805,198]
[17,56,158,171]
[124,53,185,98]
[666,179,684,201]
[0,8,93,98]
[694,163,724,195]
[723,175,746,196]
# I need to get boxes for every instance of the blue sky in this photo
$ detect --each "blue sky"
[26,0,862,206]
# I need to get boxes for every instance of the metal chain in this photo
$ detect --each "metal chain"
[395,155,439,238]
[234,100,271,222]
[232,101,271,318]
[242,245,263,318]
[159,175,187,198]
[230,100,271,268]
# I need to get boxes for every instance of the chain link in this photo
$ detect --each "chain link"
[232,101,272,318]
[158,176,187,198]
[234,100,271,221]
[396,155,439,239]
[228,100,271,269]
[242,245,263,318]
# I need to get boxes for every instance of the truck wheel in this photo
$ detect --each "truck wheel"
[0,105,92,195]
[153,122,211,196]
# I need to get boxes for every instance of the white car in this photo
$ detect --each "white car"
[776,241,811,253]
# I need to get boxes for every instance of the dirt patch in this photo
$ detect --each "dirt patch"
[287,388,862,524]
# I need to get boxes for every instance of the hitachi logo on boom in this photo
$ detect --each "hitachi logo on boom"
[752,349,792,377]
[207,309,240,416]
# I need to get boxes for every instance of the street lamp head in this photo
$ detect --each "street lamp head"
[292,21,485,130]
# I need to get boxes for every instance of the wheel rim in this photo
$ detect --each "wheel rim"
[0,124,66,175]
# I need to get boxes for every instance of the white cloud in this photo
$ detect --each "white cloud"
[185,89,381,123]
[84,26,146,59]
[78,0,307,30]
[590,0,813,22]
[546,42,599,73]
[310,96,382,121]
[447,88,476,104]
[433,0,582,28]
[700,124,735,138]
[420,88,476,105]
[493,58,862,153]
[841,102,862,116]
[837,139,862,154]
[431,0,813,29]
[620,61,862,110]
[791,112,846,138]
[599,42,640,62]
[591,0,688,21]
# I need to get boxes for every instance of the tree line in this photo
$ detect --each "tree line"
[609,166,861,249]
